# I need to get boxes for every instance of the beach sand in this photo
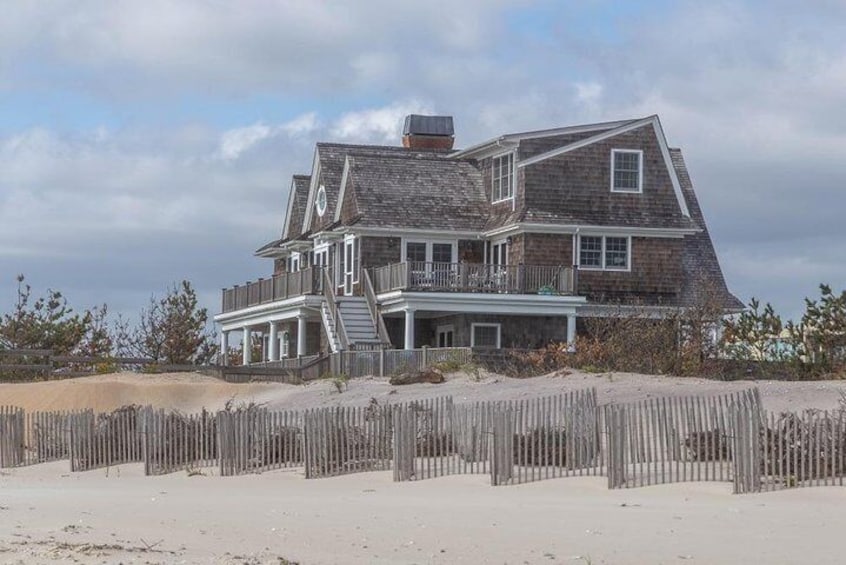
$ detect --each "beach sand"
[2,370,846,564]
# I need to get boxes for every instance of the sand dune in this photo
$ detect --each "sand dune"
[1,369,845,414]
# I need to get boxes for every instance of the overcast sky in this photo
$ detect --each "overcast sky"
[1,0,844,322]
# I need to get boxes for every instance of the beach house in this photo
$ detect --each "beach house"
[214,114,741,363]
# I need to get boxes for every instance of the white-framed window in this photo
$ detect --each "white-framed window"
[471,323,501,349]
[315,184,328,217]
[287,252,301,272]
[436,324,455,348]
[280,331,290,358]
[578,235,630,271]
[401,240,457,264]
[611,149,643,193]
[492,153,514,202]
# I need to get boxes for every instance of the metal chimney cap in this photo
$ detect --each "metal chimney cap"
[403,115,454,137]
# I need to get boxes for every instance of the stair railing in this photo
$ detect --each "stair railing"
[322,268,350,351]
[363,269,391,347]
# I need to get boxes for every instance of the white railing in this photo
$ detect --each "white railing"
[372,262,576,295]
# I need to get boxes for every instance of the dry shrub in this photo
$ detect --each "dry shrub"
[262,426,302,465]
[512,427,567,465]
[760,412,846,481]
[684,429,730,461]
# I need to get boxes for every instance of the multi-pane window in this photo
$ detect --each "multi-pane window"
[432,243,453,264]
[405,241,455,263]
[605,237,628,269]
[406,242,427,263]
[579,236,603,268]
[579,235,629,270]
[612,149,642,193]
[471,323,501,349]
[492,153,514,202]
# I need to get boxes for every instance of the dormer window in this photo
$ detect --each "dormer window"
[492,153,514,202]
[611,149,643,193]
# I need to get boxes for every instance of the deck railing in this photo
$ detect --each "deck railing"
[372,262,577,295]
[362,269,391,346]
[221,266,321,313]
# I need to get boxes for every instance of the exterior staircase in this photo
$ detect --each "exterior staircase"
[337,297,384,349]
[320,296,386,353]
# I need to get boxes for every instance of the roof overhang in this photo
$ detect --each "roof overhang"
[483,222,700,239]
[449,118,638,160]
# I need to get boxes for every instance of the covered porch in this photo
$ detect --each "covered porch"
[215,295,324,366]
[377,291,586,350]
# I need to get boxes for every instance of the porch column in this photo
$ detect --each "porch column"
[220,331,229,366]
[404,308,415,350]
[297,314,307,357]
[566,314,577,352]
[242,327,252,365]
[268,321,279,362]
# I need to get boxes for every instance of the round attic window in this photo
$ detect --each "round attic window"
[316,185,327,217]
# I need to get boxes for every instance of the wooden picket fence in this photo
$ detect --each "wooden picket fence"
[0,406,25,467]
[392,391,600,485]
[68,407,143,472]
[489,390,602,486]
[6,386,846,498]
[303,402,393,478]
[733,408,846,493]
[217,408,303,476]
[140,408,218,475]
[605,389,761,490]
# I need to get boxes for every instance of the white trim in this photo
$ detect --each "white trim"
[333,156,352,223]
[301,148,322,233]
[610,149,643,194]
[348,226,481,239]
[491,151,516,204]
[516,116,691,218]
[517,117,655,168]
[214,296,323,327]
[400,238,458,263]
[436,324,455,348]
[281,177,298,240]
[577,234,632,272]
[449,118,638,159]
[376,291,584,316]
[315,184,328,217]
[652,118,691,218]
[483,222,699,239]
[471,323,501,349]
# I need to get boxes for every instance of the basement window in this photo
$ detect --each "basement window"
[611,149,643,193]
[492,153,514,202]
[471,323,501,349]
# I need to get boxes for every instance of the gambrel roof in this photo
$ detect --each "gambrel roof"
[671,148,744,310]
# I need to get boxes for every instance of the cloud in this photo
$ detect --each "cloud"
[217,113,319,161]
[330,100,435,144]
[1,0,844,326]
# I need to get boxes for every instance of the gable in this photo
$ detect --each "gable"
[518,116,690,218]
[519,121,693,229]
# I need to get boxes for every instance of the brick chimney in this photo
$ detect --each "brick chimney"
[402,114,455,150]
